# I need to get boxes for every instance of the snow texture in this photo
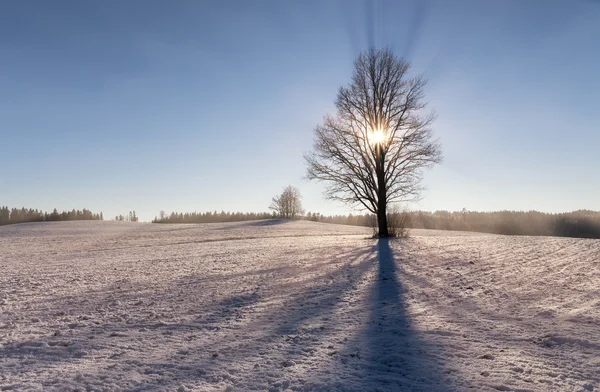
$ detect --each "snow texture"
[1,220,599,391]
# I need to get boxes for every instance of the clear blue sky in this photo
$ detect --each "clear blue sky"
[1,0,599,221]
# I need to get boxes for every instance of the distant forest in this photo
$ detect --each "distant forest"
[152,211,276,224]
[153,209,600,239]
[411,210,600,239]
[0,206,103,226]
[310,210,600,239]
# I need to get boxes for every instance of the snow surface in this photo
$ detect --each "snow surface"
[1,220,599,391]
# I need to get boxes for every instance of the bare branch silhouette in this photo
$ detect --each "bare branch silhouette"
[305,48,442,237]
[269,185,304,219]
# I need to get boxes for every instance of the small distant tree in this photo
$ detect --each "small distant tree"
[270,186,304,219]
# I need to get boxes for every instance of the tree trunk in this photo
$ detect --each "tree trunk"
[377,188,388,237]
[376,149,389,237]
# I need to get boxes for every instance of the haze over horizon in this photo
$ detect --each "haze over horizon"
[2,0,599,222]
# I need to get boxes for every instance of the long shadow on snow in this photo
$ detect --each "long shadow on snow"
[0,247,375,391]
[0,242,455,391]
[128,242,454,391]
[124,247,377,391]
[336,238,453,391]
[0,291,262,368]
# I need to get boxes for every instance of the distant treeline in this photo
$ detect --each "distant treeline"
[410,210,600,239]
[115,211,139,222]
[152,210,277,224]
[305,210,600,239]
[150,209,600,239]
[0,206,103,226]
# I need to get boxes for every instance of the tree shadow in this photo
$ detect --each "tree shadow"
[0,241,456,391]
[0,246,376,389]
[340,238,454,391]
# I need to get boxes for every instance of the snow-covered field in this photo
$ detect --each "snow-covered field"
[1,220,599,392]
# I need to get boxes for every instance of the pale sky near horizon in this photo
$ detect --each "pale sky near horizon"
[2,0,599,221]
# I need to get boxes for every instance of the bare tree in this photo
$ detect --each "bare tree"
[305,48,441,237]
[270,186,304,219]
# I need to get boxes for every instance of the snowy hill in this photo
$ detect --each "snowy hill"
[1,220,599,391]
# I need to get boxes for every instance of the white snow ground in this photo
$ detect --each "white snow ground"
[1,220,599,392]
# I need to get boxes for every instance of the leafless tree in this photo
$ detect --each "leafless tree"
[270,186,304,219]
[305,48,441,237]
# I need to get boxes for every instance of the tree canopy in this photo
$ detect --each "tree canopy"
[305,48,441,236]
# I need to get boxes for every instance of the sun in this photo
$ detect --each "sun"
[368,128,386,145]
